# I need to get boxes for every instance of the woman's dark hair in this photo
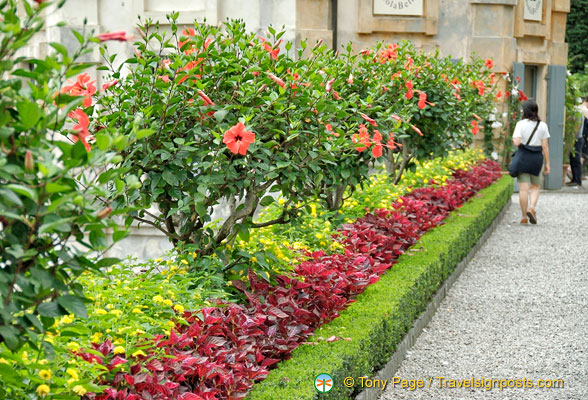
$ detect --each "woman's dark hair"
[522,100,540,121]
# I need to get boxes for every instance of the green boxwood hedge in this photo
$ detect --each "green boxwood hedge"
[247,175,513,400]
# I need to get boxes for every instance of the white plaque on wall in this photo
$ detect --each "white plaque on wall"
[524,0,543,22]
[373,0,424,16]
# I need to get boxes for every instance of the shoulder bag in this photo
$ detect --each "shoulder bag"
[508,121,544,177]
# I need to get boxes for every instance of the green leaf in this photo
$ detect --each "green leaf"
[0,363,20,381]
[25,314,44,332]
[0,188,23,207]
[260,196,274,206]
[162,170,179,186]
[71,29,85,44]
[71,139,89,160]
[95,258,120,269]
[46,183,73,193]
[50,42,69,57]
[237,224,250,242]
[39,217,74,235]
[214,109,229,123]
[57,295,88,318]
[5,184,38,202]
[37,301,63,318]
[17,101,41,129]
[96,133,111,150]
[0,326,19,350]
[136,129,156,139]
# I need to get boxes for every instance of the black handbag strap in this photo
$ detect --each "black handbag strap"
[525,121,541,145]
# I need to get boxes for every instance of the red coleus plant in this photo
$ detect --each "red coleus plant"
[82,160,502,400]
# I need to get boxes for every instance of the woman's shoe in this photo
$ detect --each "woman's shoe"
[526,208,537,224]
[520,218,528,225]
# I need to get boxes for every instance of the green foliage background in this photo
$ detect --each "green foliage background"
[566,0,588,74]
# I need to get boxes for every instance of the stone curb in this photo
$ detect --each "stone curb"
[355,198,511,400]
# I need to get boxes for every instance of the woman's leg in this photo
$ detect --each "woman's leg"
[519,181,530,217]
[529,183,540,210]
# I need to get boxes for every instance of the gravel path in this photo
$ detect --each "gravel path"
[380,192,588,400]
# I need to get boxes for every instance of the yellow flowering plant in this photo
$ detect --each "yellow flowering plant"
[221,148,486,281]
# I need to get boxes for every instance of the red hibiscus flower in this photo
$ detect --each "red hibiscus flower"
[325,124,339,137]
[405,89,414,100]
[360,113,377,127]
[97,31,129,42]
[352,124,371,152]
[69,109,91,151]
[472,80,485,96]
[518,90,528,102]
[197,90,215,106]
[372,130,383,158]
[263,41,280,60]
[471,120,479,135]
[515,76,521,83]
[485,58,494,69]
[267,72,285,88]
[410,124,423,136]
[101,79,118,91]
[418,92,427,109]
[332,91,342,100]
[404,57,414,70]
[325,78,335,93]
[386,138,397,150]
[489,72,496,84]
[405,80,413,90]
[223,123,255,155]
[496,90,502,99]
[62,73,96,107]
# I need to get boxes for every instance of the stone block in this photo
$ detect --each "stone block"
[552,0,570,12]
[550,11,567,43]
[472,4,515,37]
[523,21,549,38]
[517,47,548,65]
[469,37,516,71]
[296,0,331,30]
[550,41,568,66]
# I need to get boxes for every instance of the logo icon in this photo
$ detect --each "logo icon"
[315,373,334,393]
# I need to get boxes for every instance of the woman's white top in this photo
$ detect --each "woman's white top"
[513,119,550,146]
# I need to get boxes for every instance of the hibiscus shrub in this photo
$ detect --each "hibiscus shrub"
[95,17,380,256]
[0,0,128,354]
[95,16,499,258]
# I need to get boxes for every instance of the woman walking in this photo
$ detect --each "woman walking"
[512,100,550,224]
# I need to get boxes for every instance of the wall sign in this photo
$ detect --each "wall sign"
[373,0,423,16]
[524,0,542,22]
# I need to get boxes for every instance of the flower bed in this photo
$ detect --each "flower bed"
[78,160,505,400]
